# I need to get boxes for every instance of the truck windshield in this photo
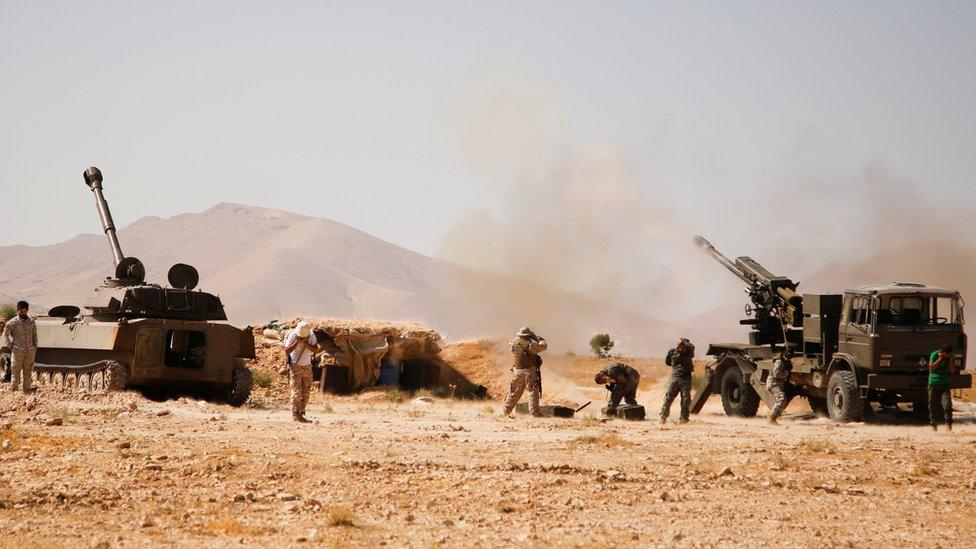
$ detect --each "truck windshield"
[875,294,964,328]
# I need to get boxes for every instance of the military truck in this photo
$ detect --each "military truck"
[691,236,969,422]
[23,167,255,404]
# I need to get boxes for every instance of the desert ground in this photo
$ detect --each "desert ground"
[1,349,975,549]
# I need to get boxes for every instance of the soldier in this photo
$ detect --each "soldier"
[594,362,641,416]
[928,344,956,431]
[2,301,37,394]
[502,327,547,417]
[766,349,794,425]
[284,321,319,423]
[660,338,694,425]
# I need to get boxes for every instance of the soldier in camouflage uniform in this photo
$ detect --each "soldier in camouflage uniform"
[284,321,320,423]
[660,338,695,424]
[595,362,641,416]
[502,327,547,417]
[766,349,794,425]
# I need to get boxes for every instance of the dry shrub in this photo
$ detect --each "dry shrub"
[910,453,940,477]
[570,432,635,448]
[205,516,251,535]
[797,439,836,455]
[328,505,356,527]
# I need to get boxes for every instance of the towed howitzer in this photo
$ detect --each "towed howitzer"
[694,236,802,346]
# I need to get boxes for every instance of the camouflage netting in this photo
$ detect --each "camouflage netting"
[262,318,443,392]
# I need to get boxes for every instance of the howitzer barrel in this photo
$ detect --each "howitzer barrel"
[694,235,753,285]
[83,167,124,266]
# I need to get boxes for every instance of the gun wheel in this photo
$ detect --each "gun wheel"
[719,365,760,417]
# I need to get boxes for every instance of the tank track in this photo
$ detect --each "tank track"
[31,361,127,392]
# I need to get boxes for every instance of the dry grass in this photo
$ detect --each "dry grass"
[910,452,940,477]
[570,432,635,448]
[405,409,423,418]
[252,370,273,389]
[327,505,356,527]
[387,389,404,404]
[797,438,837,455]
[204,516,252,535]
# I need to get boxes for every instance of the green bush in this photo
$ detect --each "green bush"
[252,370,273,389]
[589,333,615,358]
[0,303,15,320]
[387,388,404,403]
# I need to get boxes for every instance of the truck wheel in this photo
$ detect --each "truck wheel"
[826,370,863,422]
[720,366,760,417]
[225,365,253,407]
[808,397,829,417]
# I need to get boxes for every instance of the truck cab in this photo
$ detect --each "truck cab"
[829,283,968,411]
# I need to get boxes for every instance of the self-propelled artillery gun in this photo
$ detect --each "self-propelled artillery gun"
[27,167,255,404]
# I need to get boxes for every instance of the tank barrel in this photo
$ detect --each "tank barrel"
[83,167,124,266]
[693,235,752,285]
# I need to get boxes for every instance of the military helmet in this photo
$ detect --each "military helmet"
[517,326,536,339]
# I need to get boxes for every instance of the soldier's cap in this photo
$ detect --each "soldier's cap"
[517,326,535,338]
[678,337,693,348]
[295,321,311,338]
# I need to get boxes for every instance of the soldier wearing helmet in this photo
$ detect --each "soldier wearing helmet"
[502,326,547,417]
[660,338,695,425]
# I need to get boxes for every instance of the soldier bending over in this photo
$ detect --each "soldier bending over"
[595,362,641,416]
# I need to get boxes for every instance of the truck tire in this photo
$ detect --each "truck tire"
[225,365,253,407]
[720,366,760,417]
[826,370,863,422]
[808,396,829,417]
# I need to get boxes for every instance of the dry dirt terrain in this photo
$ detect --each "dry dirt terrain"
[1,366,975,548]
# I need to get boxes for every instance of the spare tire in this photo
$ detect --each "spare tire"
[720,365,760,417]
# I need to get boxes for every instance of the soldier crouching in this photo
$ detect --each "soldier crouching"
[595,362,641,415]
[502,327,547,417]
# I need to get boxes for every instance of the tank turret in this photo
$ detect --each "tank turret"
[82,167,228,321]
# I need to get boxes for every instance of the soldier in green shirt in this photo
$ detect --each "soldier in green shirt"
[928,344,956,431]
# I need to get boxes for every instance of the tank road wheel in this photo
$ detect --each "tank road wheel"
[826,370,863,422]
[720,365,760,417]
[105,362,128,392]
[225,364,253,407]
[0,353,10,383]
[808,397,829,417]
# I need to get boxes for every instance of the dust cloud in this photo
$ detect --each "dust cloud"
[437,61,976,355]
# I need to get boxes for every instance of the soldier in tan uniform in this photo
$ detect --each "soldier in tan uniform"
[502,327,547,417]
[284,321,320,422]
[2,301,37,394]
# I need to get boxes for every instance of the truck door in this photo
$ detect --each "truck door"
[840,294,875,369]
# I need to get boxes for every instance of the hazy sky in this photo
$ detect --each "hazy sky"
[2,1,974,262]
